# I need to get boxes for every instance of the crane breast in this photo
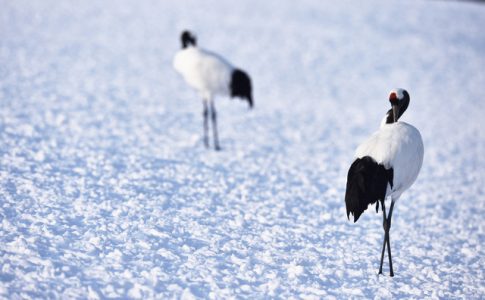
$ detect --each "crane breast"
[173,47,233,97]
[355,122,423,198]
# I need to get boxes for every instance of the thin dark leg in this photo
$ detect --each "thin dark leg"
[210,101,220,151]
[378,199,388,275]
[386,231,394,277]
[203,101,209,148]
[387,201,395,277]
[388,200,395,228]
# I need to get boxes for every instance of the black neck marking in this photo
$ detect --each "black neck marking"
[385,109,395,124]
[386,90,410,124]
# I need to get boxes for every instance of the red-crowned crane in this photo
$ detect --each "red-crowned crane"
[345,88,424,276]
[173,30,253,151]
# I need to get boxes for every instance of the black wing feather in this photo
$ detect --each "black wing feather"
[230,69,253,108]
[345,156,393,222]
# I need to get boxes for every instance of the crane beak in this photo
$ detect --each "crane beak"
[392,104,399,123]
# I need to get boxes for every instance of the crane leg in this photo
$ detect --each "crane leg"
[210,101,221,151]
[386,201,395,277]
[378,199,388,275]
[203,101,209,148]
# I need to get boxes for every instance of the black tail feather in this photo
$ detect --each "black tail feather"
[230,69,253,108]
[345,156,393,222]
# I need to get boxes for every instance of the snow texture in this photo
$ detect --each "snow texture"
[1,0,485,298]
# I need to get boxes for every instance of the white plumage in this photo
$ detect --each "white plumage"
[173,47,233,100]
[355,121,424,200]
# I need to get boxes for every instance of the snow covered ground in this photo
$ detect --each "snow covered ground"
[1,0,485,298]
